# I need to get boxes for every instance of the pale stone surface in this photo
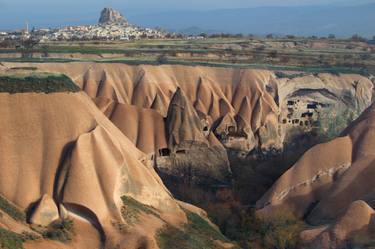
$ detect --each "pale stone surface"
[30,194,59,226]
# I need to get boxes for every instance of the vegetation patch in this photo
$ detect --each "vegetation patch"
[240,210,305,249]
[0,228,24,249]
[0,74,80,94]
[0,195,26,222]
[275,71,308,79]
[9,67,37,71]
[348,235,375,249]
[156,210,229,249]
[42,219,74,242]
[120,196,159,225]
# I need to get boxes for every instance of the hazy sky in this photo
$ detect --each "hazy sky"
[0,0,374,29]
[0,0,367,10]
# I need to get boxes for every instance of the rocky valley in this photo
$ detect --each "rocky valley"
[0,61,374,249]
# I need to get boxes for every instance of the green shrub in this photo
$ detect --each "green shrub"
[156,54,168,64]
[0,74,80,94]
[242,210,305,249]
[186,211,228,242]
[156,210,229,249]
[0,195,26,222]
[42,219,74,242]
[0,228,24,249]
[120,196,159,224]
[9,67,37,71]
[348,236,375,249]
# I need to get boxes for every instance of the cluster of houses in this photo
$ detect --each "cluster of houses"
[44,24,166,41]
[0,24,167,43]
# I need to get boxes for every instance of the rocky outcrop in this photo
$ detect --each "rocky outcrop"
[166,87,208,148]
[14,63,283,155]
[161,88,231,185]
[277,73,374,149]
[98,7,128,25]
[95,96,167,156]
[30,194,59,226]
[16,63,372,158]
[256,101,375,248]
[4,62,374,197]
[299,201,375,249]
[256,101,375,223]
[0,86,230,249]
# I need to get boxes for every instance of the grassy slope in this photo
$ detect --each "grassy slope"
[157,210,231,249]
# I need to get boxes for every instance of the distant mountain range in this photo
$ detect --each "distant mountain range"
[1,2,374,38]
[127,3,375,38]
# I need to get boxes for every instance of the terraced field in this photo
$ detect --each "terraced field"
[1,37,374,75]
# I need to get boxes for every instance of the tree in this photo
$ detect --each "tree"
[199,33,207,38]
[0,39,16,48]
[351,34,367,42]
[21,37,39,49]
[156,54,168,65]
[328,34,336,39]
[41,45,49,57]
[20,37,40,58]
[268,50,278,59]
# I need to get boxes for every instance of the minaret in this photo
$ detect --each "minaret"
[26,21,29,34]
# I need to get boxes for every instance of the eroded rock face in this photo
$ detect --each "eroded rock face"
[21,63,372,158]
[0,90,230,249]
[256,101,375,248]
[166,87,208,148]
[161,88,231,184]
[5,62,374,193]
[98,7,128,25]
[299,201,375,249]
[278,73,374,149]
[30,194,59,226]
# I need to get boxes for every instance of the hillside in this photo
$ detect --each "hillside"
[1,62,374,248]
[0,68,231,249]
[257,101,375,248]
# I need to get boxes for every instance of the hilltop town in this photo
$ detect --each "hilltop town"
[0,7,167,42]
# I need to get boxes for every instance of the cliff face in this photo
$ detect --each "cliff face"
[4,62,373,194]
[19,62,373,155]
[257,101,375,221]
[163,87,231,184]
[0,87,231,249]
[256,101,375,248]
[1,63,374,249]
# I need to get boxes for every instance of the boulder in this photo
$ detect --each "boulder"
[30,194,59,226]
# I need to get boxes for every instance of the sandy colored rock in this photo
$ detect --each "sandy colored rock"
[13,62,280,153]
[6,62,371,158]
[0,91,178,248]
[30,194,59,226]
[95,96,167,155]
[166,87,208,148]
[59,204,69,220]
[299,201,375,249]
[257,101,375,225]
[0,88,231,249]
